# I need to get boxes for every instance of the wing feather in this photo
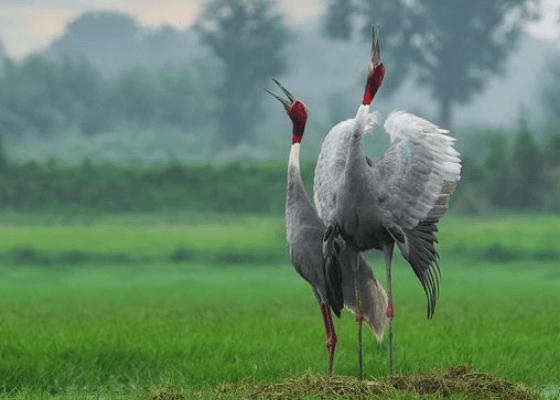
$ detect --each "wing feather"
[375,110,461,230]
[376,111,461,317]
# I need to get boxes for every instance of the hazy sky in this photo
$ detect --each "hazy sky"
[0,0,558,61]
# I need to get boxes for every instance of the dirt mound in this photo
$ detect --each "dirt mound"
[148,364,539,400]
[239,364,537,400]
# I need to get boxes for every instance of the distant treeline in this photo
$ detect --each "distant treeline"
[453,124,560,215]
[0,55,215,138]
[0,126,559,215]
[0,157,292,214]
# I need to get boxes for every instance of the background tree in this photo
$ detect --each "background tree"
[0,54,215,139]
[56,56,109,136]
[541,56,560,127]
[44,12,205,75]
[109,63,216,131]
[195,0,290,148]
[323,0,418,97]
[483,134,511,207]
[324,0,539,128]
[46,12,144,74]
[0,56,64,138]
[508,118,542,208]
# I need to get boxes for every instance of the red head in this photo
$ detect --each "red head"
[362,27,385,106]
[266,79,308,144]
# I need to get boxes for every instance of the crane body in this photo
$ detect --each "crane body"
[267,79,387,375]
[313,28,461,375]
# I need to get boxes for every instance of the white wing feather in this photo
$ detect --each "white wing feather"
[376,110,461,229]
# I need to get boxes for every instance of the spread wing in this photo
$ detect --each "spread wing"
[373,110,461,318]
[374,110,461,230]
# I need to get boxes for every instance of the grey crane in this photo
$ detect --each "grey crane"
[314,28,462,375]
[266,79,388,376]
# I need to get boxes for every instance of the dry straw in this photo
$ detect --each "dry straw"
[148,364,539,400]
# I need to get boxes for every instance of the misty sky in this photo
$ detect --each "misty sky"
[0,0,559,61]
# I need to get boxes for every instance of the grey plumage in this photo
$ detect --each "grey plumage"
[314,106,461,318]
[268,79,388,375]
[286,136,388,336]
[312,26,460,376]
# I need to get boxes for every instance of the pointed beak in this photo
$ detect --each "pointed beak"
[265,78,295,110]
[370,26,382,68]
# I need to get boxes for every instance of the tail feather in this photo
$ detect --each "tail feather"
[344,278,388,341]
[323,225,344,317]
[323,254,343,318]
[341,255,388,341]
[398,217,441,319]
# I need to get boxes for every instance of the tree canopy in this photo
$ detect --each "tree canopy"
[0,56,215,138]
[195,0,291,148]
[324,0,539,128]
[541,56,560,127]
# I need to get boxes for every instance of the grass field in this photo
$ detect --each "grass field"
[0,212,559,399]
[0,211,559,264]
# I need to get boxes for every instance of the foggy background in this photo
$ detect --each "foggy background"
[0,3,559,395]
[0,0,559,215]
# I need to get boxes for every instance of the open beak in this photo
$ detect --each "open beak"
[370,26,381,68]
[265,78,295,110]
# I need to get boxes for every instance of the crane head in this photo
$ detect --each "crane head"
[362,26,385,106]
[266,78,308,144]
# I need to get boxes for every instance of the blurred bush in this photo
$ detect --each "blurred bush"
[0,56,216,139]
[0,124,559,215]
[0,154,296,214]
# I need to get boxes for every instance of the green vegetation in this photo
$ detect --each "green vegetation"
[195,0,290,147]
[542,56,560,127]
[0,213,287,265]
[0,213,558,399]
[0,55,215,138]
[1,258,559,399]
[1,127,560,215]
[0,160,292,214]
[0,212,557,265]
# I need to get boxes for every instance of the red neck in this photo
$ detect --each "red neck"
[362,63,385,105]
[292,129,303,144]
[288,102,307,144]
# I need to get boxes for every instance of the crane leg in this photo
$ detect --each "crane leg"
[320,303,337,375]
[384,246,395,375]
[356,310,363,380]
[354,252,363,380]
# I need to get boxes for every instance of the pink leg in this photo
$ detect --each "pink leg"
[386,298,394,321]
[353,253,364,379]
[320,303,337,375]
[356,310,363,379]
[386,287,394,374]
[384,246,394,374]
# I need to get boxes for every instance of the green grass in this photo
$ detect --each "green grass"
[0,212,286,264]
[0,212,559,399]
[0,257,559,399]
[0,212,558,265]
[442,215,560,260]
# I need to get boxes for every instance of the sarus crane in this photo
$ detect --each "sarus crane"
[266,79,388,375]
[314,27,462,375]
